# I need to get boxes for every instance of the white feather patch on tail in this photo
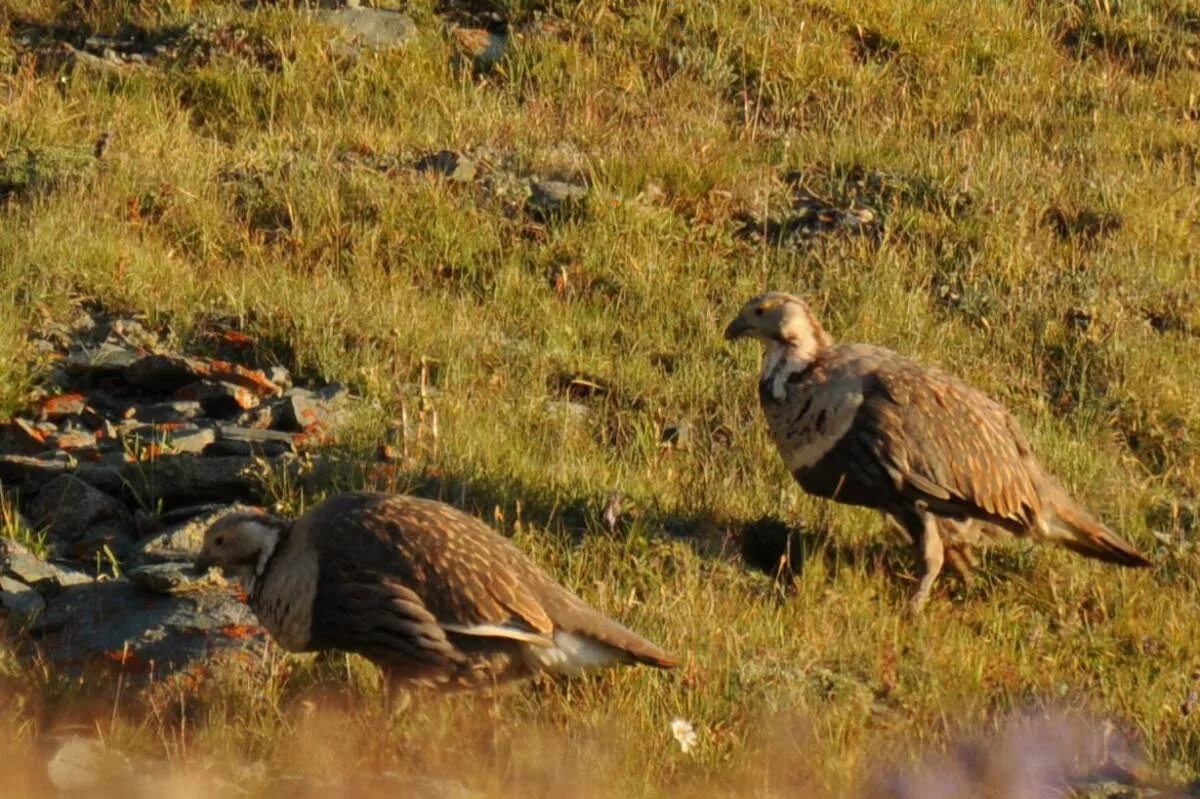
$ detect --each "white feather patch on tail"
[441,622,554,647]
[522,631,626,676]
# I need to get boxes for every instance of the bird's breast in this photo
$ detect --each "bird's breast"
[764,377,865,471]
[251,550,319,652]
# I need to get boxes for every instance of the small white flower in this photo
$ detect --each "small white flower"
[670,717,698,754]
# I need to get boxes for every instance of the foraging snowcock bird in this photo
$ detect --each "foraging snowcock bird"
[724,291,1152,611]
[195,492,675,687]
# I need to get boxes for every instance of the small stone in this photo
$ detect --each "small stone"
[266,366,292,391]
[0,418,49,454]
[280,389,346,434]
[0,575,47,622]
[415,150,477,182]
[175,380,260,416]
[311,7,417,52]
[51,428,99,451]
[38,393,87,421]
[46,737,131,792]
[1,538,62,586]
[163,425,217,454]
[234,403,279,430]
[64,342,140,375]
[528,178,588,221]
[205,425,295,456]
[129,401,203,424]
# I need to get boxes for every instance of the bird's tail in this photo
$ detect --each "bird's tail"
[1040,480,1152,567]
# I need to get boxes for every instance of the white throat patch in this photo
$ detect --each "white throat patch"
[762,341,813,402]
[252,523,280,577]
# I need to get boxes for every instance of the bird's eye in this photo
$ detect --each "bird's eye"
[754,307,764,316]
[214,536,225,546]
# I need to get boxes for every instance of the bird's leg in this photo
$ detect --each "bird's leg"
[910,514,944,613]
[378,673,412,726]
[944,545,976,590]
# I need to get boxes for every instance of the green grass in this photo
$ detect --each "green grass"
[0,0,1198,795]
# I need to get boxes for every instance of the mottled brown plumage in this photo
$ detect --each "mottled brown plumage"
[725,291,1151,610]
[195,492,675,688]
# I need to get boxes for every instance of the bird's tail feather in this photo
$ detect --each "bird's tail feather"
[1042,482,1152,567]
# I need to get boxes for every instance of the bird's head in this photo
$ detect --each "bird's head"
[195,508,289,584]
[723,292,832,358]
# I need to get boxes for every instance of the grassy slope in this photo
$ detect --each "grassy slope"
[0,0,1198,795]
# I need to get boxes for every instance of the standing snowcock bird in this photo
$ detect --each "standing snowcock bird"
[194,492,675,689]
[724,291,1152,611]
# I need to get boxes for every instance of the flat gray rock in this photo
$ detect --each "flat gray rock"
[528,178,588,220]
[311,7,417,52]
[30,578,265,677]
[126,562,218,595]
[0,575,46,623]
[1,538,62,586]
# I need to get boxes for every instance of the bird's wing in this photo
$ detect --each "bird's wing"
[310,493,556,643]
[859,357,1041,526]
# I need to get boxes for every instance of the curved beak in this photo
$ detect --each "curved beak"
[724,316,752,340]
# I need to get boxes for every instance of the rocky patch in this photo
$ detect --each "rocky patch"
[0,307,356,681]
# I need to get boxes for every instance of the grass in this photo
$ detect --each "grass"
[0,0,1198,795]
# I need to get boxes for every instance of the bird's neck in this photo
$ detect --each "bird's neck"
[760,339,825,402]
[232,528,282,598]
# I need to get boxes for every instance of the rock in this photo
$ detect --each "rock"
[234,403,279,430]
[124,354,201,392]
[79,454,296,508]
[64,342,140,376]
[71,520,137,563]
[27,474,134,552]
[279,388,346,435]
[50,428,99,451]
[128,401,204,423]
[528,178,588,221]
[127,562,217,595]
[127,354,280,398]
[265,365,292,391]
[37,393,88,421]
[311,7,417,52]
[164,425,217,454]
[0,418,48,454]
[415,150,477,182]
[207,426,295,457]
[133,505,247,565]
[1,538,65,586]
[174,380,260,416]
[29,578,266,677]
[0,575,46,623]
[46,736,132,792]
[0,454,70,485]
